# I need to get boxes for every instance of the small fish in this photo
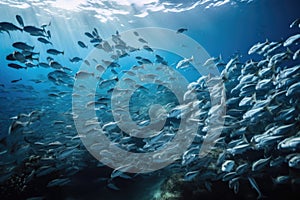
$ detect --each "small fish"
[183,171,199,181]
[47,49,64,55]
[133,31,139,36]
[278,136,300,151]
[138,38,148,44]
[23,25,44,35]
[11,78,22,83]
[84,60,90,66]
[69,57,82,63]
[0,22,23,32]
[25,61,38,68]
[78,41,88,48]
[176,28,188,34]
[85,32,94,38]
[290,18,300,28]
[90,38,102,43]
[13,51,26,63]
[49,61,63,69]
[293,49,300,60]
[141,58,153,64]
[283,34,300,47]
[143,45,153,52]
[47,178,71,187]
[16,15,24,27]
[252,157,271,171]
[221,160,235,172]
[93,28,99,36]
[248,176,265,199]
[13,42,34,51]
[288,155,300,169]
[248,39,269,55]
[222,172,237,182]
[236,163,250,175]
[47,30,51,38]
[8,63,27,69]
[37,37,52,45]
[203,55,222,67]
[176,56,193,69]
[75,71,94,79]
[273,176,290,185]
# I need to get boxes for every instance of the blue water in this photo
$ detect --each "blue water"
[1,0,300,199]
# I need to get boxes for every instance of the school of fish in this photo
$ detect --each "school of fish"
[0,15,300,200]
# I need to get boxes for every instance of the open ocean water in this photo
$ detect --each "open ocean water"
[1,0,300,199]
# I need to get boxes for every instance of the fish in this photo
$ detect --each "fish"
[236,163,250,175]
[278,136,300,151]
[11,78,22,83]
[272,176,290,185]
[25,61,38,68]
[13,42,34,51]
[284,34,300,47]
[248,39,269,55]
[69,57,83,63]
[13,51,26,63]
[293,49,300,60]
[49,61,63,70]
[143,45,153,52]
[47,178,71,187]
[222,172,237,182]
[0,22,23,32]
[286,82,300,97]
[85,32,94,38]
[90,38,102,43]
[23,25,44,35]
[39,62,50,68]
[78,41,88,48]
[176,56,194,69]
[37,37,52,45]
[47,30,51,38]
[203,55,222,67]
[184,171,199,181]
[288,155,300,169]
[47,49,64,55]
[248,176,265,199]
[133,31,139,36]
[141,58,153,64]
[221,160,235,172]
[8,63,27,69]
[138,38,148,44]
[176,28,188,33]
[93,28,99,36]
[15,15,24,27]
[252,157,271,171]
[290,18,300,28]
[75,71,94,79]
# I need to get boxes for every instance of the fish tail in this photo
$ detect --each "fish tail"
[6,30,11,38]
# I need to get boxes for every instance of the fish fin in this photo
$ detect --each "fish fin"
[62,51,64,55]
[6,30,11,38]
[242,134,249,144]
[286,47,293,55]
[252,92,257,103]
[190,55,194,61]
[219,54,223,62]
